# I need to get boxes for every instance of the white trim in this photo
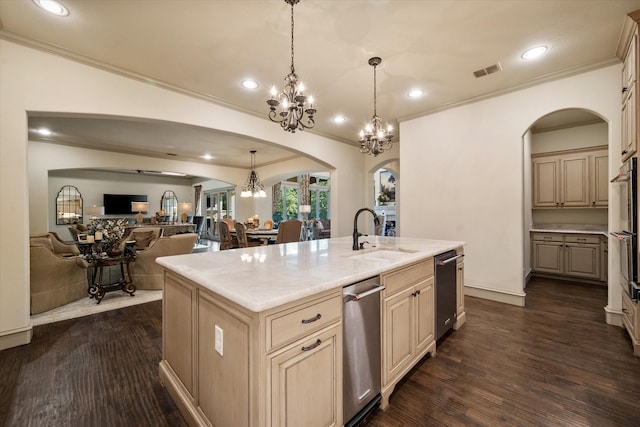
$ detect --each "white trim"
[464,284,527,307]
[0,325,32,351]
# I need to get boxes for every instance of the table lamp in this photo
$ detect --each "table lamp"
[178,202,192,223]
[131,201,149,225]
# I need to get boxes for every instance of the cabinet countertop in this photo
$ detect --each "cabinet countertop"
[156,235,464,312]
[530,224,608,236]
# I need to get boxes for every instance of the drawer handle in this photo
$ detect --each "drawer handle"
[622,308,629,314]
[411,290,421,297]
[301,313,321,324]
[301,339,321,352]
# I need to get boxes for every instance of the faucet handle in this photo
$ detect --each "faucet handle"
[359,241,370,250]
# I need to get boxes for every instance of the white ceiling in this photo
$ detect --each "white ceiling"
[1,0,638,168]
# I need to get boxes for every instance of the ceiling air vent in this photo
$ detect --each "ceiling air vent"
[473,62,502,78]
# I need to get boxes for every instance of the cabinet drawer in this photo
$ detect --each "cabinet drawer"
[531,232,563,242]
[266,294,342,353]
[622,289,637,336]
[382,258,434,296]
[564,234,600,244]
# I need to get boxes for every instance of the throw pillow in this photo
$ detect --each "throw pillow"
[76,223,88,232]
[133,230,155,249]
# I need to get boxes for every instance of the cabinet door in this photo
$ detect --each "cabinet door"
[532,241,563,274]
[532,158,559,207]
[622,84,637,161]
[270,326,342,427]
[591,151,608,207]
[560,154,589,207]
[623,30,637,96]
[382,287,414,386]
[414,277,434,355]
[565,243,600,279]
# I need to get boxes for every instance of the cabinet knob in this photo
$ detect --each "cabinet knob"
[622,87,628,93]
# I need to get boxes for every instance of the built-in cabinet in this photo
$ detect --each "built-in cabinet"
[619,11,640,162]
[532,147,608,209]
[531,232,607,282]
[380,258,435,409]
[621,283,640,356]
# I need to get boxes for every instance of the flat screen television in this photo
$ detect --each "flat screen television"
[103,194,148,215]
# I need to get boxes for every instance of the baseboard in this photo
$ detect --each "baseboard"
[464,285,526,307]
[0,325,32,351]
[604,305,623,327]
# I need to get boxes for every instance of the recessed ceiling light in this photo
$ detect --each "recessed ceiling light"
[33,0,69,16]
[241,80,259,89]
[333,115,346,124]
[37,128,52,136]
[521,46,548,60]
[202,154,213,160]
[408,89,424,98]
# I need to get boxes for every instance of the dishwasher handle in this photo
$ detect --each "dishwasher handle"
[436,253,464,266]
[344,285,385,302]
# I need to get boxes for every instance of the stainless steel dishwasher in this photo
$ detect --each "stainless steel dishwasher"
[435,250,464,341]
[343,277,385,427]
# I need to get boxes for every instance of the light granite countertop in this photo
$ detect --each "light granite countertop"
[156,235,464,312]
[530,223,608,236]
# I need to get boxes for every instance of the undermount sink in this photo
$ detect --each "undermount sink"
[344,247,418,262]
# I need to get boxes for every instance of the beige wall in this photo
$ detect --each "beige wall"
[400,65,621,316]
[0,40,364,350]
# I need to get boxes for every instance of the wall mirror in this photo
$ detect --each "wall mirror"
[56,185,83,225]
[160,190,178,219]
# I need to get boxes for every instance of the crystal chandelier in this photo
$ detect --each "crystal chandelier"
[240,150,266,198]
[359,57,394,156]
[266,0,316,133]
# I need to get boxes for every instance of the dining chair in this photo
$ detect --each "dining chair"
[275,219,303,244]
[218,220,233,250]
[235,222,262,248]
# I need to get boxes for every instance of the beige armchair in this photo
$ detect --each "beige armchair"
[30,232,88,314]
[128,232,197,289]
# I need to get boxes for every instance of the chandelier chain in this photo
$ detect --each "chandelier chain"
[290,1,295,74]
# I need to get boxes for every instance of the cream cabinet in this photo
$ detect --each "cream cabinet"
[621,283,640,356]
[532,147,608,209]
[531,232,605,282]
[269,325,341,427]
[160,272,343,427]
[380,258,435,409]
[619,11,639,162]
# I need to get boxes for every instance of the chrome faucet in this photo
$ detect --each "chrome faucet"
[353,208,380,250]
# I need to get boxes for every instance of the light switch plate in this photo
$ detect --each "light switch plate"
[214,325,223,356]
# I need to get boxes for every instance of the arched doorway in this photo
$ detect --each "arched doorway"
[523,108,609,304]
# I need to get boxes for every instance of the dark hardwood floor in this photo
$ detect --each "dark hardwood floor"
[1,277,638,426]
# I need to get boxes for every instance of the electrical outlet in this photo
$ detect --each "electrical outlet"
[214,325,223,356]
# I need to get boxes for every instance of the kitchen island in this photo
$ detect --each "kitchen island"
[157,235,465,427]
